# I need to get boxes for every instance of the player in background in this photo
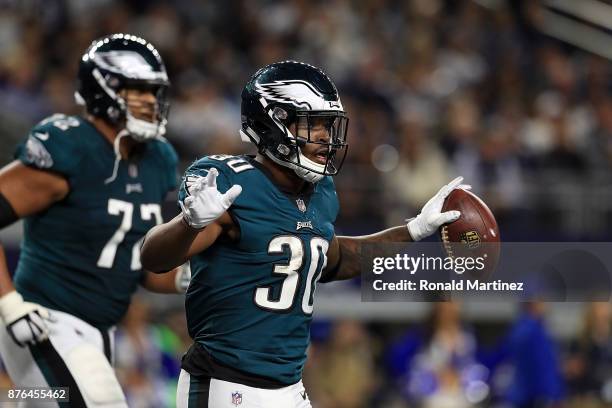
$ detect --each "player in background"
[141,60,463,407]
[0,34,188,407]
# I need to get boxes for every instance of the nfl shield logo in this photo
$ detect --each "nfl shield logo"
[231,391,242,406]
[128,164,138,178]
[296,198,307,213]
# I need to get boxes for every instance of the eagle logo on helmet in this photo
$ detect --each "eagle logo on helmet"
[255,80,343,111]
[93,51,168,81]
[240,60,350,182]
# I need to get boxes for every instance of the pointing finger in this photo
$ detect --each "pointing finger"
[439,176,464,198]
[439,210,461,225]
[206,168,218,188]
[447,176,463,191]
[222,185,242,208]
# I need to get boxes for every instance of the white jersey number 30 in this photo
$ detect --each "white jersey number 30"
[254,235,329,315]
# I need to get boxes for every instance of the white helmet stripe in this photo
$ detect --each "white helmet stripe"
[256,80,343,111]
[92,68,125,109]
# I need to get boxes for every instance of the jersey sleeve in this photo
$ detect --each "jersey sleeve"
[178,157,233,204]
[13,115,83,177]
[153,139,179,194]
[324,176,340,224]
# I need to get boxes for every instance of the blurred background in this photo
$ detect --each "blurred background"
[1,0,612,406]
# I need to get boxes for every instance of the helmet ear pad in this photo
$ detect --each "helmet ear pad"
[243,101,295,155]
[268,105,300,157]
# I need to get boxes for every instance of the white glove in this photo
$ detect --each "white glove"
[407,177,469,241]
[180,168,242,229]
[175,263,192,293]
[0,291,53,347]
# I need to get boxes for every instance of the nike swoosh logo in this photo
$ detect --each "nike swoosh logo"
[300,391,307,400]
[33,132,50,141]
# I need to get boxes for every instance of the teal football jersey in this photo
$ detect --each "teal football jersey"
[180,155,339,385]
[13,114,178,329]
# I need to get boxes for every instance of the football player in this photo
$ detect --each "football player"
[141,60,463,407]
[0,34,188,407]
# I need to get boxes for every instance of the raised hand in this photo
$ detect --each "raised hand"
[407,177,469,242]
[180,168,242,229]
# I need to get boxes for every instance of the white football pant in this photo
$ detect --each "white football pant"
[0,308,127,407]
[176,369,312,408]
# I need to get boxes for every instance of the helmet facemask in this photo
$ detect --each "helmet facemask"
[293,110,349,181]
[120,83,169,142]
[263,106,349,183]
[84,68,169,142]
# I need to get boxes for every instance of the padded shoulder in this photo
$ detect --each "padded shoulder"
[14,114,87,176]
[178,155,252,202]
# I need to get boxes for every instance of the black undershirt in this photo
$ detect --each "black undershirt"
[181,342,294,389]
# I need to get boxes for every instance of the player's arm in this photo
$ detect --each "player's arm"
[140,215,224,272]
[140,168,241,272]
[0,161,69,345]
[321,177,464,282]
[0,161,69,294]
[322,227,411,282]
[140,263,192,293]
[141,211,237,273]
[0,246,12,298]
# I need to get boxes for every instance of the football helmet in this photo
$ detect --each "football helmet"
[240,61,349,183]
[75,33,170,141]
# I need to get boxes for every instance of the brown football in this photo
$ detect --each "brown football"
[439,189,500,279]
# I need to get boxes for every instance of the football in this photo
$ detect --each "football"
[439,189,500,279]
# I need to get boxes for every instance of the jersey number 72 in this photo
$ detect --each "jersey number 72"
[97,199,162,270]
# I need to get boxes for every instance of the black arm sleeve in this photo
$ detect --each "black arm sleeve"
[0,192,18,229]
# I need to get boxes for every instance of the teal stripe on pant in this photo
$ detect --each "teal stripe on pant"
[188,374,210,407]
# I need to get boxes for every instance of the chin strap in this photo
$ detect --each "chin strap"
[104,129,130,185]
[263,149,327,183]
[263,149,324,183]
[126,111,166,142]
[293,149,326,183]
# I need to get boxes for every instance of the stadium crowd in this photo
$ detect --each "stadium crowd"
[1,0,612,406]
